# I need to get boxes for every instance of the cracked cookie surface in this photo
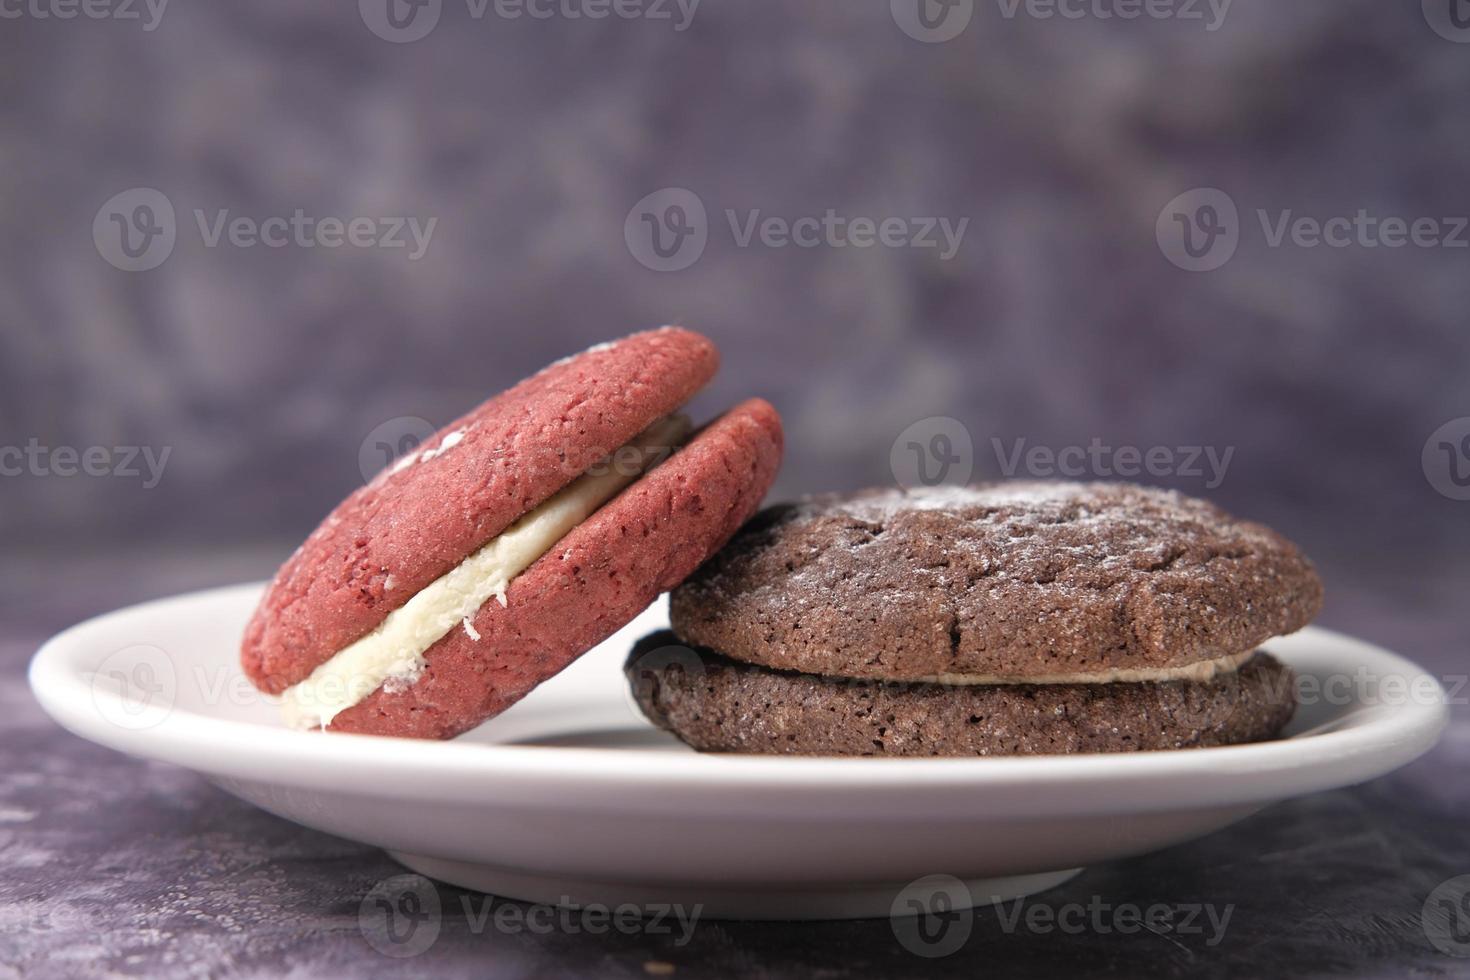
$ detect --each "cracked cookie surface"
[669,482,1323,681]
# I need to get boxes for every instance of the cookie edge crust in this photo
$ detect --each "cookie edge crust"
[628,633,1299,757]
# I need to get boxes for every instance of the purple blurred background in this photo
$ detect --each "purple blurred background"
[2,0,1467,672]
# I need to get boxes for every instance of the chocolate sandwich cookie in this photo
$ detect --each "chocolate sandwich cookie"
[627,632,1298,757]
[637,482,1318,756]
[242,327,784,739]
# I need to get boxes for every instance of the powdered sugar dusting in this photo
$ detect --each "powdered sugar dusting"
[417,427,467,464]
[815,484,1237,565]
[386,425,471,477]
[545,338,620,371]
[832,482,1149,521]
[542,327,685,372]
[674,480,1322,680]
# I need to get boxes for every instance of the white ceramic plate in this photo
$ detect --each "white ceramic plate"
[29,583,1447,920]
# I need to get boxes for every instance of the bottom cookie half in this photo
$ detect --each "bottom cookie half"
[626,631,1297,757]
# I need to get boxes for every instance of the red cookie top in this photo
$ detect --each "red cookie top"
[242,327,719,694]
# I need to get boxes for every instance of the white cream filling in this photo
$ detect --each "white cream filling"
[280,414,692,730]
[909,648,1258,687]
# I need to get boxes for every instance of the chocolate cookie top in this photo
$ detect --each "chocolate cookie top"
[244,326,717,694]
[670,482,1323,682]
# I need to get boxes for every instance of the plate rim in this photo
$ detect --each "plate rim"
[28,582,1449,817]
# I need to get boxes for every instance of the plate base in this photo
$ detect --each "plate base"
[387,850,1084,920]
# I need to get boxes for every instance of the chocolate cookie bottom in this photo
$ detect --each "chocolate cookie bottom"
[626,632,1297,757]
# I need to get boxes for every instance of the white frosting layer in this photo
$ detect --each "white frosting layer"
[280,415,691,730]
[912,648,1257,687]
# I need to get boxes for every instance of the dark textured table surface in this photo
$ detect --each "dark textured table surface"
[4,550,1469,980]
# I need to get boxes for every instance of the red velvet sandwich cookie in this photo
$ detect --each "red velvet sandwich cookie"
[241,327,783,739]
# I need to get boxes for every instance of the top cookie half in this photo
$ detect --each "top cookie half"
[243,326,718,695]
[669,482,1323,682]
